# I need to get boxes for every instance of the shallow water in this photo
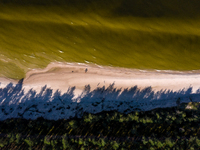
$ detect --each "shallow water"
[0,0,200,79]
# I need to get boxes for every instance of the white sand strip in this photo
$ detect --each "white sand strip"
[0,77,18,88]
[22,62,200,96]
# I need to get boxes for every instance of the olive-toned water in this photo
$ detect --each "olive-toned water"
[1,0,200,79]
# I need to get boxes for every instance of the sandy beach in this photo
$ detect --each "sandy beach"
[24,62,200,94]
[1,62,200,120]
[1,62,200,96]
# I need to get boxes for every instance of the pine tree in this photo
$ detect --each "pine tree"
[99,138,106,147]
[15,133,22,144]
[44,136,51,145]
[51,139,58,149]
[24,137,34,149]
[111,141,119,150]
[0,138,8,148]
[195,137,200,146]
[165,138,174,148]
[62,134,69,149]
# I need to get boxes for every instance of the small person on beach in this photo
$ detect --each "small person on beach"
[85,68,88,73]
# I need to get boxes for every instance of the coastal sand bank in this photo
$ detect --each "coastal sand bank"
[1,62,200,120]
[1,62,200,97]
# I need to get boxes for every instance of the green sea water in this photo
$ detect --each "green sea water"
[1,0,200,79]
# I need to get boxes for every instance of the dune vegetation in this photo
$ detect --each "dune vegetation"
[0,102,200,149]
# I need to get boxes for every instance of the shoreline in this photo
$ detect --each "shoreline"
[1,62,200,96]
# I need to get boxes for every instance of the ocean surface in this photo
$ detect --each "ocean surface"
[1,0,200,79]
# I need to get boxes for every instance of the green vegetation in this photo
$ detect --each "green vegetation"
[0,0,200,79]
[0,102,200,149]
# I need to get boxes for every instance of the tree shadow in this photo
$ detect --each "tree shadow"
[0,80,200,120]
